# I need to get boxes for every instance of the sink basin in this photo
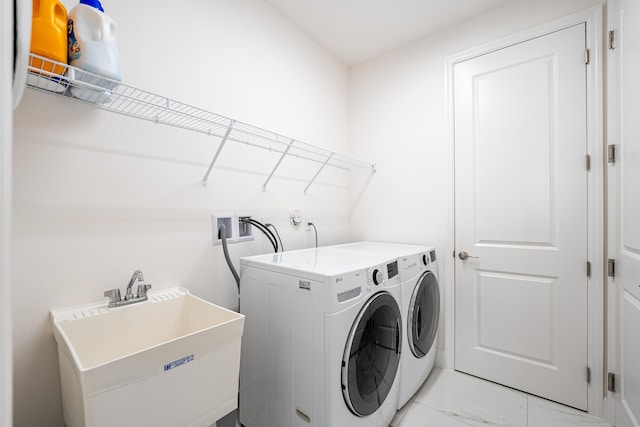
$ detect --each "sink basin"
[51,287,244,427]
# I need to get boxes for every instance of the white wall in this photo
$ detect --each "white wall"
[1,0,13,425]
[11,0,612,424]
[12,0,352,425]
[348,0,605,363]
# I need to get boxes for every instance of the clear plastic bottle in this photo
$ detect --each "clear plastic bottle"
[67,0,121,102]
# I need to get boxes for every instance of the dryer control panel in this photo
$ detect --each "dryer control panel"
[400,249,437,280]
[420,249,437,267]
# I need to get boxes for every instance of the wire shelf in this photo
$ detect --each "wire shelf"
[24,53,376,192]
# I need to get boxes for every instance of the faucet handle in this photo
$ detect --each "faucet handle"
[137,284,152,298]
[104,288,121,304]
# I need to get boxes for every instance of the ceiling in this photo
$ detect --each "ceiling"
[263,0,513,66]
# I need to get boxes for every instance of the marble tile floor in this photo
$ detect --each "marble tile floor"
[390,367,612,427]
[224,367,611,427]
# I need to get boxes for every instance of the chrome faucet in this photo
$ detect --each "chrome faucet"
[104,270,152,308]
[125,270,144,300]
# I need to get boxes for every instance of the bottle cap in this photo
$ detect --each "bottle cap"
[80,0,104,12]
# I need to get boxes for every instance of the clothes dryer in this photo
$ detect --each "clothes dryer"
[328,242,440,409]
[238,247,402,427]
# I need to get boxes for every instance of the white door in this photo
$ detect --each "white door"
[609,1,640,425]
[454,24,589,410]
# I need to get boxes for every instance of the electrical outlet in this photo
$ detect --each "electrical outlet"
[260,217,273,226]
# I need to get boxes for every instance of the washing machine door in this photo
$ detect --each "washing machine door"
[342,291,401,416]
[408,270,440,358]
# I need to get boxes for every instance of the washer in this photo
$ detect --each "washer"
[328,242,440,409]
[238,247,402,427]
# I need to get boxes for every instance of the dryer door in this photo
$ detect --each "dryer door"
[408,270,440,358]
[342,291,401,416]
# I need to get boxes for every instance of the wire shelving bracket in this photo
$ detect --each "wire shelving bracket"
[262,139,295,192]
[24,54,376,194]
[202,121,234,187]
[304,153,333,195]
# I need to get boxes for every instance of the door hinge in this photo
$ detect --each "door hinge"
[585,49,590,65]
[608,259,615,278]
[587,367,591,384]
[609,30,616,50]
[608,372,616,392]
[586,154,591,171]
[586,261,591,278]
[608,144,616,164]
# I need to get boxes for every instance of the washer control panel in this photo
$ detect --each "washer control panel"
[372,268,384,285]
[365,260,399,293]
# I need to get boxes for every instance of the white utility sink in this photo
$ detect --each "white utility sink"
[51,287,244,427]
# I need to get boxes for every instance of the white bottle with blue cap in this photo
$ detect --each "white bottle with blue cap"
[67,0,122,102]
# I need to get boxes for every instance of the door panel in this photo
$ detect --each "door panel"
[611,0,640,425]
[454,24,588,410]
[473,56,554,246]
[475,270,555,364]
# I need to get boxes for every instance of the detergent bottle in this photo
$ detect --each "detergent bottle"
[30,0,68,78]
[67,0,122,101]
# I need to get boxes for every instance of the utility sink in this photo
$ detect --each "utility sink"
[51,287,244,427]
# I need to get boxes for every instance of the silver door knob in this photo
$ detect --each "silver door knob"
[458,251,478,260]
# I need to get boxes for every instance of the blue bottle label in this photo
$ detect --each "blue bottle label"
[68,19,81,61]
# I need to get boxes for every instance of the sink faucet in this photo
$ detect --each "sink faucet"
[125,270,144,300]
[104,270,152,308]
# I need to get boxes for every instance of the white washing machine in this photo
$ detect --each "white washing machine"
[328,242,440,409]
[238,247,402,427]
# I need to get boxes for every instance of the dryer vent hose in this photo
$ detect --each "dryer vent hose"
[220,223,240,290]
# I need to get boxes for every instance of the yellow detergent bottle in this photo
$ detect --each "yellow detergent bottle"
[30,0,68,75]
